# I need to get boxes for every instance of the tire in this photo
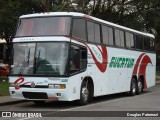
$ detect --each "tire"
[130,78,137,96]
[136,78,143,95]
[79,81,90,105]
[33,101,45,105]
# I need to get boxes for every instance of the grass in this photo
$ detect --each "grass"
[0,77,9,96]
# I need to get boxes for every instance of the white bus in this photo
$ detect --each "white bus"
[9,12,156,105]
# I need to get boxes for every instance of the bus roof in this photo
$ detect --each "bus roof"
[20,12,154,38]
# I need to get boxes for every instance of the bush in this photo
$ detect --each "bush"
[0,77,9,96]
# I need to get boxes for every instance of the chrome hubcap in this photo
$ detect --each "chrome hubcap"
[138,81,142,92]
[82,87,89,101]
[132,83,136,93]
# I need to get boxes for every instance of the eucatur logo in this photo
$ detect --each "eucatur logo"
[109,57,135,68]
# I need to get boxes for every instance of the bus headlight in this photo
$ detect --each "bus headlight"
[48,84,66,89]
[9,83,20,87]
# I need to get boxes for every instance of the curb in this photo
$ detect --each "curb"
[0,100,28,106]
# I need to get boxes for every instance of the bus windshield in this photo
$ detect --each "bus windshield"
[10,42,69,76]
[16,17,71,37]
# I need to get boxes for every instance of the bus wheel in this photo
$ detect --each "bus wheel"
[130,78,137,96]
[79,81,89,105]
[136,78,143,95]
[33,101,45,105]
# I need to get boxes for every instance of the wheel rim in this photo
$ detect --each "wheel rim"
[82,87,89,101]
[138,81,142,92]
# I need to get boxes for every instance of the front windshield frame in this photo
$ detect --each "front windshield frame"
[10,42,70,77]
[15,16,72,37]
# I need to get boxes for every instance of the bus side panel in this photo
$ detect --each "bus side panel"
[107,47,131,94]
[130,51,156,89]
[86,44,156,96]
[145,53,156,88]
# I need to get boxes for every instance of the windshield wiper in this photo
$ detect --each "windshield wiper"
[18,48,30,75]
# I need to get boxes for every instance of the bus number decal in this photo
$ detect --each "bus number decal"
[61,79,68,82]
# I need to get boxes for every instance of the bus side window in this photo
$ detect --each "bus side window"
[87,21,94,43]
[94,24,101,44]
[135,35,143,50]
[80,47,87,70]
[72,18,86,41]
[70,45,87,74]
[87,21,101,44]
[115,29,121,47]
[115,29,124,47]
[102,26,109,45]
[130,33,135,48]
[70,45,80,74]
[108,27,114,46]
[150,39,155,51]
[144,37,150,51]
[125,32,131,48]
[120,30,125,47]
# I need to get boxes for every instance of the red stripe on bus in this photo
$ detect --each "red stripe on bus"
[138,55,152,88]
[86,45,108,73]
[132,53,145,76]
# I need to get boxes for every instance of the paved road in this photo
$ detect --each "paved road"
[0,84,160,120]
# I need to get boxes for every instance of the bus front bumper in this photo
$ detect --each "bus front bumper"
[9,87,71,101]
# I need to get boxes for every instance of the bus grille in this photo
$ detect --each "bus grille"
[22,92,48,99]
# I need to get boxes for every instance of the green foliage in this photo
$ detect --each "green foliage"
[0,77,9,96]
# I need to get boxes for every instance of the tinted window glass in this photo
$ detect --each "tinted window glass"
[87,22,94,42]
[102,26,109,44]
[94,24,101,43]
[72,19,86,40]
[80,47,87,70]
[144,37,150,51]
[130,34,135,48]
[125,32,134,48]
[125,32,131,48]
[102,26,113,45]
[16,17,71,36]
[70,45,80,74]
[135,35,143,50]
[115,29,120,46]
[108,27,114,45]
[150,39,155,51]
[120,30,124,47]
